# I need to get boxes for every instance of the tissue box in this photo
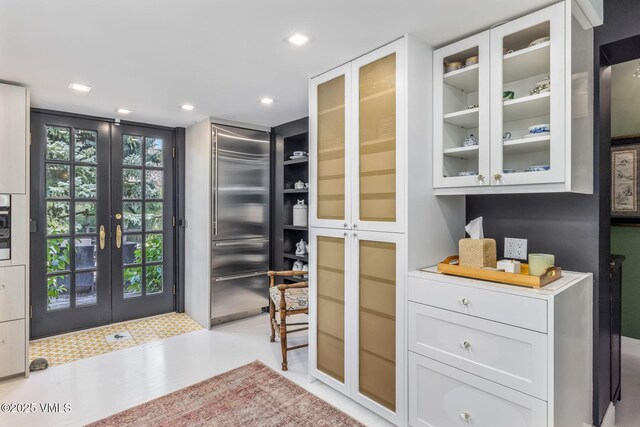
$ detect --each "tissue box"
[459,238,497,269]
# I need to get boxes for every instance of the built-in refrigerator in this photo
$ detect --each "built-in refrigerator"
[210,124,270,325]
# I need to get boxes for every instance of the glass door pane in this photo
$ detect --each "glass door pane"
[499,21,552,178]
[317,75,346,221]
[358,53,396,223]
[111,125,175,322]
[30,113,111,338]
[358,239,396,411]
[316,236,346,382]
[441,46,483,180]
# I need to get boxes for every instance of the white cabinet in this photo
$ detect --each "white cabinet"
[0,83,29,381]
[309,227,406,423]
[310,40,405,233]
[0,319,27,378]
[407,269,593,427]
[433,1,593,194]
[309,36,464,426]
[0,83,29,194]
[409,353,547,427]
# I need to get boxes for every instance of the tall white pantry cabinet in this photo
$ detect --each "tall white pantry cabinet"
[0,82,30,380]
[307,36,464,425]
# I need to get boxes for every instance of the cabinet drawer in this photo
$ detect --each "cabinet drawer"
[409,352,547,427]
[408,276,547,333]
[409,303,547,399]
[0,319,26,378]
[0,266,25,322]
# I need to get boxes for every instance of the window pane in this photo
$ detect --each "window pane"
[74,129,98,163]
[75,237,97,269]
[145,234,163,262]
[46,164,70,198]
[76,272,97,306]
[75,202,97,233]
[145,170,163,199]
[75,166,97,198]
[123,266,142,298]
[146,265,163,294]
[46,201,69,235]
[123,169,142,199]
[123,135,143,166]
[145,202,163,231]
[46,126,70,161]
[123,202,142,231]
[123,234,142,265]
[47,238,70,272]
[47,274,70,311]
[145,137,163,167]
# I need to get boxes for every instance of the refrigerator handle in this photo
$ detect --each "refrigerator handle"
[212,128,219,237]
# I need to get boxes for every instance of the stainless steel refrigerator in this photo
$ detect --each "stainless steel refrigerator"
[210,123,270,325]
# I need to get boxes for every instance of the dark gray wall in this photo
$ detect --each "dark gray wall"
[466,1,640,424]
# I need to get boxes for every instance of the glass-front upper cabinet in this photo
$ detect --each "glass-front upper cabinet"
[310,64,351,230]
[434,32,491,188]
[352,40,405,233]
[490,2,565,186]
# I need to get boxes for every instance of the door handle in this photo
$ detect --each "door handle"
[99,225,106,250]
[116,224,122,249]
[212,130,219,237]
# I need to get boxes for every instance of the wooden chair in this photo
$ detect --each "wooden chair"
[267,270,309,371]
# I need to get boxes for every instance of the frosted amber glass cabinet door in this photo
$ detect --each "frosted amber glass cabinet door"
[351,40,405,233]
[352,230,405,421]
[309,227,351,394]
[309,64,352,230]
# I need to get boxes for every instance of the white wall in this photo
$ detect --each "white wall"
[611,59,640,138]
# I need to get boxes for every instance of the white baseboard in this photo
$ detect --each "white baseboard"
[622,336,640,356]
[600,402,615,427]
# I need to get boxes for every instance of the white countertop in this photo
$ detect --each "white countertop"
[409,266,592,299]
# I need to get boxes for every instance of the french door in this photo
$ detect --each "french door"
[30,113,175,338]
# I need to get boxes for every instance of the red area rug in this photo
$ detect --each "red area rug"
[87,361,364,427]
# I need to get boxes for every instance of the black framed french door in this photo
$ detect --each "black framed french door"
[30,112,176,338]
[30,113,112,338]
[110,124,175,322]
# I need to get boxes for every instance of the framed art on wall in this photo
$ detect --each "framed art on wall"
[612,136,640,224]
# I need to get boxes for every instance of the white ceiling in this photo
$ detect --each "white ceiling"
[0,0,555,128]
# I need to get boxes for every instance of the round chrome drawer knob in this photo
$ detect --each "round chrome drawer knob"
[460,412,472,422]
[460,297,471,306]
[461,340,472,349]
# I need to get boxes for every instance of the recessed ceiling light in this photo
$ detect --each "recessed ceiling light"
[288,33,309,46]
[259,97,275,105]
[68,83,92,92]
[116,108,133,115]
[181,104,195,111]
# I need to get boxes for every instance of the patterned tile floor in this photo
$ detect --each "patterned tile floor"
[29,312,203,367]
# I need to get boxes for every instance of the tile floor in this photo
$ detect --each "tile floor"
[1,313,392,427]
[29,312,202,366]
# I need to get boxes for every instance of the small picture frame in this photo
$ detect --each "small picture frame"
[611,136,640,224]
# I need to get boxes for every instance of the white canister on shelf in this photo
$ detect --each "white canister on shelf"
[292,199,308,227]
